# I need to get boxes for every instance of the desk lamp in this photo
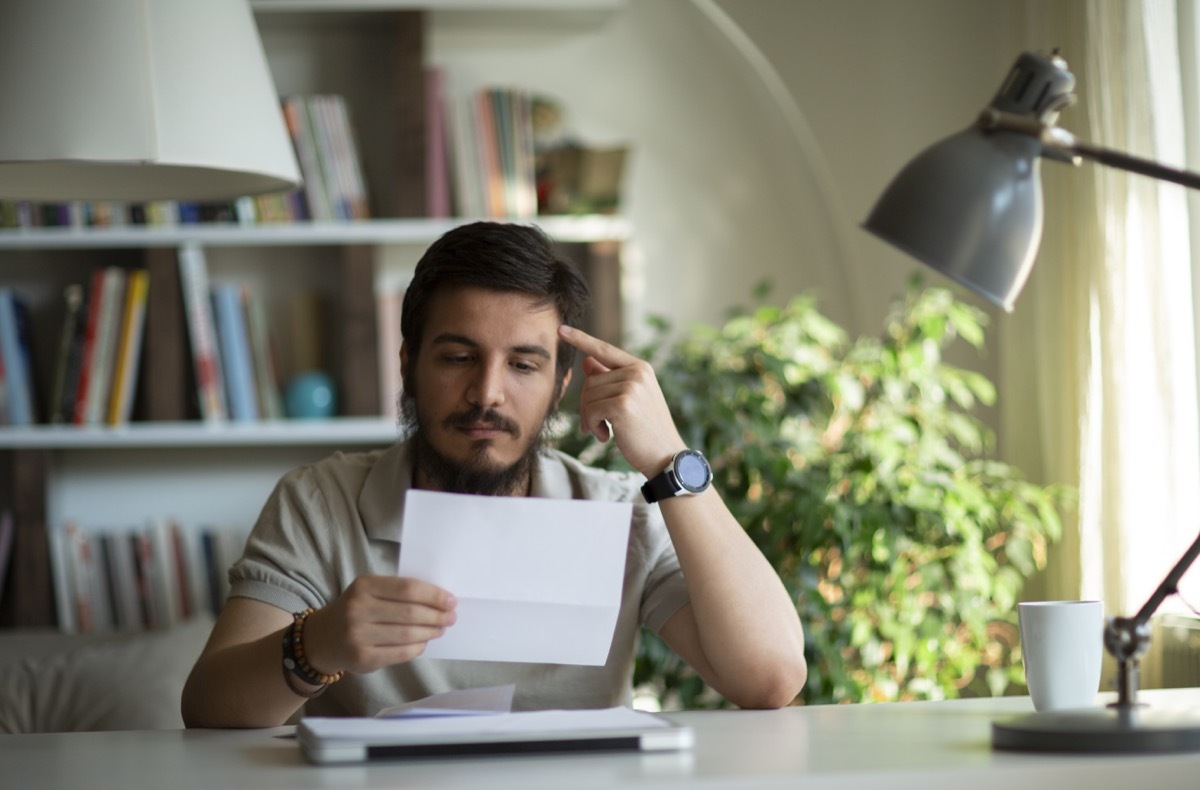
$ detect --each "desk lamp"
[864,50,1200,754]
[0,0,300,201]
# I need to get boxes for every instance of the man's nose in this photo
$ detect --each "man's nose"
[467,359,506,408]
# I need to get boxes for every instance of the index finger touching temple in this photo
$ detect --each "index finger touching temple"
[558,324,636,369]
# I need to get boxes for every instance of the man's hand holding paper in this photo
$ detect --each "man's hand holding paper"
[398,490,632,665]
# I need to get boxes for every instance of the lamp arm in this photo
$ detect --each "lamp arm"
[1100,530,1200,709]
[978,108,1200,191]
[1131,530,1200,626]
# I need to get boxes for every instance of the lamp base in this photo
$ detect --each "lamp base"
[993,705,1200,753]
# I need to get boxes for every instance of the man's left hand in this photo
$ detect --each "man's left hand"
[558,325,684,479]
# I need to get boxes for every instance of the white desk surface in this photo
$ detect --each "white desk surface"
[3,689,1199,790]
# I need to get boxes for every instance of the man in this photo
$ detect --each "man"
[182,222,806,728]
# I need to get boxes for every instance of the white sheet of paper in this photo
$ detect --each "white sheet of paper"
[376,684,515,718]
[397,490,632,665]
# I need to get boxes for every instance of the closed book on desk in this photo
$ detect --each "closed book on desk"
[298,707,693,765]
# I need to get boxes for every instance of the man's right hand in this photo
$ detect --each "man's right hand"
[303,575,457,675]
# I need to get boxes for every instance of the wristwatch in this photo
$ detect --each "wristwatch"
[641,449,713,504]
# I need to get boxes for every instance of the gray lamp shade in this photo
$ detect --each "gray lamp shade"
[863,51,1077,312]
[862,128,1044,312]
[0,0,301,202]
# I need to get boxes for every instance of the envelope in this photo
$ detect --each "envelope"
[397,489,633,665]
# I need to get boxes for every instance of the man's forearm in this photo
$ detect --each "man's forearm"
[182,624,310,728]
[658,489,807,707]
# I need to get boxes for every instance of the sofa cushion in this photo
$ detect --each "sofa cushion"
[0,616,213,733]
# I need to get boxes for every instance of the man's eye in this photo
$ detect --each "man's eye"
[512,360,538,373]
[445,353,473,364]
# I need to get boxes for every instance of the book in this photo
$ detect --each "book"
[107,268,150,425]
[327,95,370,219]
[47,524,77,632]
[147,520,185,626]
[283,95,330,221]
[0,288,35,425]
[474,91,505,217]
[244,289,284,420]
[142,249,188,421]
[81,267,127,425]
[102,529,143,630]
[176,525,210,621]
[63,523,95,633]
[211,283,259,422]
[47,283,87,424]
[71,269,107,425]
[178,244,227,421]
[309,95,352,220]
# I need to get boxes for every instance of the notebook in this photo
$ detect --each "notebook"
[298,706,694,764]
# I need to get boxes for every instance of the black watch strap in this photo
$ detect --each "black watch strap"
[641,449,712,504]
[641,470,681,504]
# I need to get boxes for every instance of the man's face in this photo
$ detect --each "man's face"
[400,286,568,495]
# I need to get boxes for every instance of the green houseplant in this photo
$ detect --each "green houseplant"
[561,281,1072,708]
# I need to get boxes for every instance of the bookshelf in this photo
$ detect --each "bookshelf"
[0,1,631,629]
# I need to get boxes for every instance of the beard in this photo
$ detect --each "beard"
[399,387,558,496]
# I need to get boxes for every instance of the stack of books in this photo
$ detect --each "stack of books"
[280,94,371,222]
[444,85,538,219]
[178,246,284,423]
[48,520,249,633]
[34,268,152,427]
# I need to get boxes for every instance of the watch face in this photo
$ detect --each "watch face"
[674,451,711,492]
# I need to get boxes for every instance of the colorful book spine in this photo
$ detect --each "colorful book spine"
[48,283,86,424]
[211,283,259,422]
[244,289,284,420]
[283,95,331,221]
[178,243,227,421]
[81,267,127,425]
[0,288,34,425]
[107,268,150,426]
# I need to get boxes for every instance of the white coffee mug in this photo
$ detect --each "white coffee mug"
[1018,600,1104,712]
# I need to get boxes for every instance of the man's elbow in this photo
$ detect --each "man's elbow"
[733,654,808,709]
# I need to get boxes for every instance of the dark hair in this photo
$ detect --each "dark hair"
[400,222,591,383]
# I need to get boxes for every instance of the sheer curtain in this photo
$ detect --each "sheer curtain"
[1004,0,1200,619]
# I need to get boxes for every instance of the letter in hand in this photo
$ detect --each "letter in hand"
[303,575,457,676]
[557,325,687,480]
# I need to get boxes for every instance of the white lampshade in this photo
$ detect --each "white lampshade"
[0,0,301,202]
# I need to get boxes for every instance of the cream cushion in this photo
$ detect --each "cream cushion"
[0,616,213,733]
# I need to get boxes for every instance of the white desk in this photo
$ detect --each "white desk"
[3,689,1199,789]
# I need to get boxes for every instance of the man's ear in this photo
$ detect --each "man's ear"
[400,341,411,389]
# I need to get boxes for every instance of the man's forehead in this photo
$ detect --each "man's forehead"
[424,286,561,344]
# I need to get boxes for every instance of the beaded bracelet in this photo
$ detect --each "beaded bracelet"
[281,608,344,697]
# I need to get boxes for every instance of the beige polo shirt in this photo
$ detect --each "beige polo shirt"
[227,440,691,715]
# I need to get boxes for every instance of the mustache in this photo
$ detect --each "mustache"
[443,407,520,437]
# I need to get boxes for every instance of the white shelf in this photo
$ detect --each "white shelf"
[250,1,625,14]
[0,417,401,449]
[0,215,631,251]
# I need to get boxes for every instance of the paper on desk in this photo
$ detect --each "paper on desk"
[397,489,632,665]
[376,684,515,718]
